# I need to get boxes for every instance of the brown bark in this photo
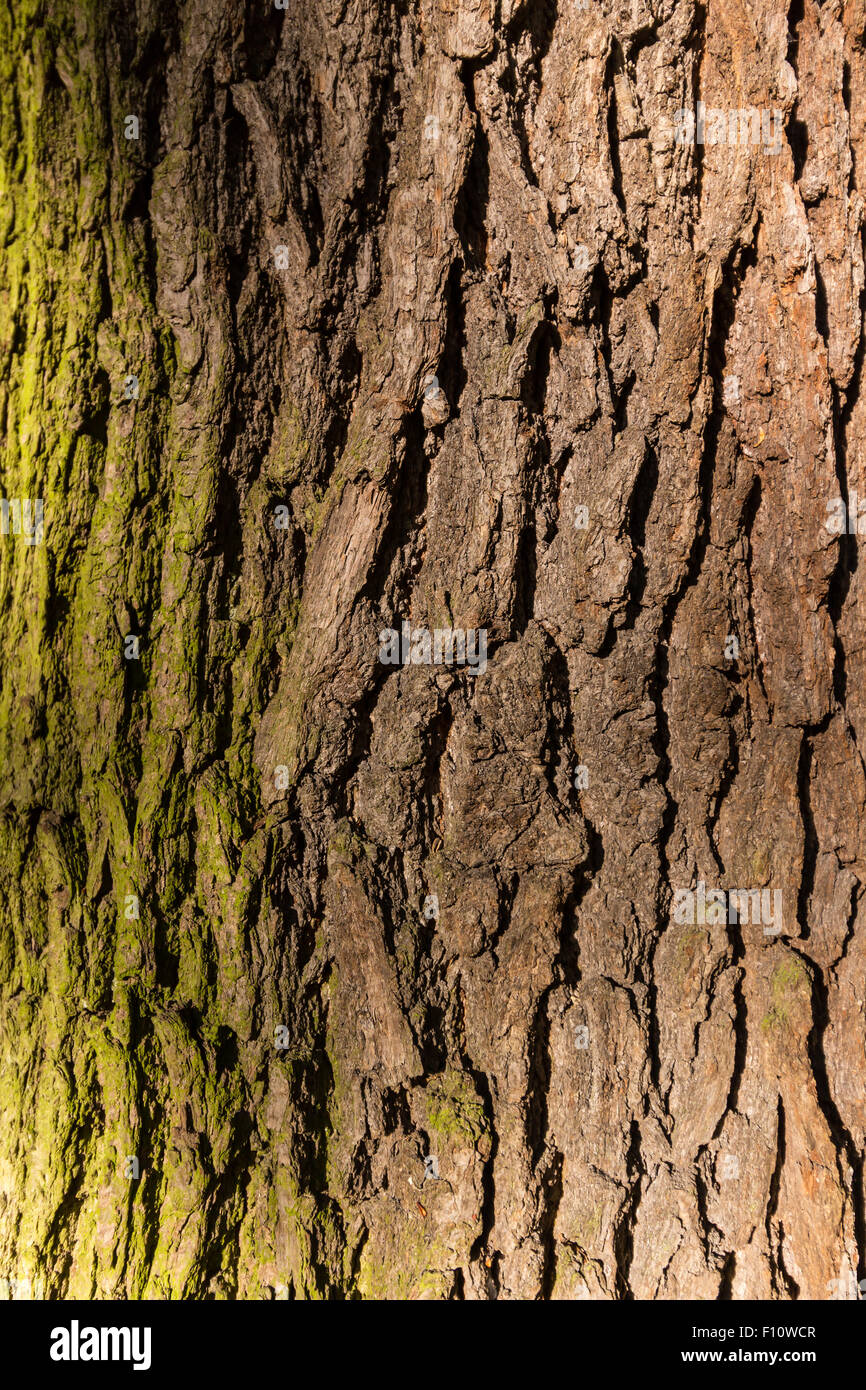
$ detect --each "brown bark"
[1,0,865,1299]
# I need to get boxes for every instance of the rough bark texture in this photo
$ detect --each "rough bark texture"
[1,0,865,1300]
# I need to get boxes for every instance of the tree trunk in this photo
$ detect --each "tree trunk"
[1,0,865,1301]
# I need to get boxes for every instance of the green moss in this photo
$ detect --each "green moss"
[750,847,771,881]
[571,1204,603,1245]
[355,1215,448,1301]
[424,1068,489,1146]
[770,957,810,996]
[267,401,311,488]
[327,822,376,867]
[761,956,811,1032]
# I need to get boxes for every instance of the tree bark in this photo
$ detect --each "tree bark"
[1,0,865,1300]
